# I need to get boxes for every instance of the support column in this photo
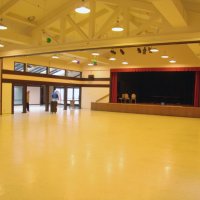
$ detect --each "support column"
[22,85,27,113]
[64,86,67,110]
[0,58,2,115]
[45,85,49,112]
[12,84,14,114]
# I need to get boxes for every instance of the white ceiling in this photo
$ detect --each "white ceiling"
[0,0,200,60]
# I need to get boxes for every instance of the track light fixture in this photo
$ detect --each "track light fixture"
[136,46,159,55]
[143,47,147,54]
[120,49,125,55]
[110,49,116,55]
[137,48,142,54]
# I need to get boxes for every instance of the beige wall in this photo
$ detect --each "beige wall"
[81,87,109,109]
[27,86,40,105]
[82,66,110,78]
[2,83,12,114]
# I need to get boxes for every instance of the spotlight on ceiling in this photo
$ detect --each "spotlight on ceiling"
[137,48,142,54]
[120,49,125,55]
[75,0,90,14]
[88,63,93,66]
[110,49,116,55]
[0,43,4,48]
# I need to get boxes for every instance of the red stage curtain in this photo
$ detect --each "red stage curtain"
[194,72,200,107]
[111,72,117,103]
[111,67,200,73]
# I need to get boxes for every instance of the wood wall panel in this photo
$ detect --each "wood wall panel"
[91,102,200,118]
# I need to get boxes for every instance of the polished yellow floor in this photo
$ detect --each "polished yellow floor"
[0,109,200,200]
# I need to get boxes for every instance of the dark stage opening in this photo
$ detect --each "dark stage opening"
[118,71,195,105]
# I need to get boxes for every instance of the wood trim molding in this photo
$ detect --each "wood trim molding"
[2,79,110,87]
[2,70,110,81]
[111,67,200,73]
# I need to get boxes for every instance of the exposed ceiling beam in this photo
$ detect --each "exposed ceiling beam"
[95,8,120,39]
[0,30,32,46]
[2,31,200,58]
[131,14,161,36]
[97,0,154,11]
[151,0,188,27]
[5,12,37,27]
[0,0,20,16]
[124,7,130,37]
[129,15,141,29]
[187,43,200,59]
[47,9,108,36]
[89,0,96,39]
[32,0,79,31]
[66,15,89,41]
[60,17,66,43]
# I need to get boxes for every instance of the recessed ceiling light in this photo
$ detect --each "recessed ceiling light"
[52,55,59,59]
[72,59,78,63]
[150,48,159,53]
[0,24,7,30]
[109,57,116,61]
[92,53,100,56]
[169,60,176,63]
[161,55,169,59]
[88,63,93,66]
[75,6,90,14]
[122,61,128,65]
[0,44,4,48]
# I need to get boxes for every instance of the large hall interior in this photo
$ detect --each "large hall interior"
[1,0,200,199]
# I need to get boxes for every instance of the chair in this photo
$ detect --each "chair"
[130,93,136,103]
[123,93,130,103]
[118,93,125,103]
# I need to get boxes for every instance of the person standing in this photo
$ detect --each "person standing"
[51,90,59,113]
[26,91,30,112]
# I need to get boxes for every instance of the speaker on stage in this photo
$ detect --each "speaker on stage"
[88,75,94,80]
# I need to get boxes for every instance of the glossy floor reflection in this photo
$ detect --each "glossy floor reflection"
[0,109,200,200]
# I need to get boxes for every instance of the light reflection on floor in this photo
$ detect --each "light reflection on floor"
[0,109,200,200]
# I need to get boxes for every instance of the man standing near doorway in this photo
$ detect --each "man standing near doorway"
[26,91,30,112]
[51,90,59,113]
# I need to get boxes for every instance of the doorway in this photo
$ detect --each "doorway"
[54,87,81,108]
[67,87,81,108]
[13,85,46,113]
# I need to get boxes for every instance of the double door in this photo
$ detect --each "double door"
[55,87,80,107]
[67,87,80,106]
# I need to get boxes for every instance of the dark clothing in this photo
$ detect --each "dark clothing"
[51,101,57,113]
[26,103,29,112]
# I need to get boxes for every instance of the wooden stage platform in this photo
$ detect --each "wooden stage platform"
[91,102,200,118]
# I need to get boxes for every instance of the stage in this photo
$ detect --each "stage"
[91,102,200,118]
